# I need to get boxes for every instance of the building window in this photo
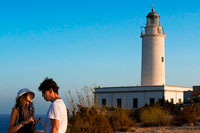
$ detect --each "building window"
[161,57,164,62]
[170,98,174,104]
[133,98,138,108]
[178,99,182,103]
[150,98,155,105]
[117,98,122,108]
[102,99,106,106]
[157,27,161,34]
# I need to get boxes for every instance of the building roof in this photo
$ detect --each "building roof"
[95,85,193,93]
[146,8,160,18]
[96,85,164,89]
[192,87,200,96]
[95,85,192,89]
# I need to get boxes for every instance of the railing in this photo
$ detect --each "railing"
[141,26,145,36]
[140,26,166,36]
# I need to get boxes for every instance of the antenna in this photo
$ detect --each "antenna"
[152,3,155,12]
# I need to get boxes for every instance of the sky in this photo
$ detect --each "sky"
[0,0,200,114]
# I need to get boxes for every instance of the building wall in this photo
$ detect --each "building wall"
[96,93,113,107]
[143,91,163,105]
[164,86,193,104]
[96,90,163,109]
[95,86,193,109]
[164,91,183,104]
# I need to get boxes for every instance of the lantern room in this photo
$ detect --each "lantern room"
[146,8,160,27]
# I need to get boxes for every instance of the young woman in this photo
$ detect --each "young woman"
[8,88,40,133]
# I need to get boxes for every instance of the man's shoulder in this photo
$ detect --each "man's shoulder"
[49,99,67,115]
[52,99,66,107]
[53,98,64,104]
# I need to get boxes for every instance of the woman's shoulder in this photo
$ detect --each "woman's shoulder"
[10,107,19,119]
[12,107,19,114]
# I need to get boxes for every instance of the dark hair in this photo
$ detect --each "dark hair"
[38,77,59,94]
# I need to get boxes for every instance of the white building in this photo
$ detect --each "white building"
[94,8,193,109]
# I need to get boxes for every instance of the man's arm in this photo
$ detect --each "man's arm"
[50,119,59,133]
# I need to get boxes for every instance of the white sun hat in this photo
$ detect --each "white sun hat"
[16,88,35,100]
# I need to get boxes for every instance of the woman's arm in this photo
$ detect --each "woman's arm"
[8,108,34,133]
[8,108,24,132]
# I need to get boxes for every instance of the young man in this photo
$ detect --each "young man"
[38,78,67,133]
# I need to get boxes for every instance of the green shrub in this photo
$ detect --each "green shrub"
[139,106,172,126]
[108,108,135,131]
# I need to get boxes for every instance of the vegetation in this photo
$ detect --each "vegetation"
[66,87,135,132]
[139,105,172,126]
[173,104,200,125]
[108,108,135,131]
[67,105,113,133]
[66,87,200,132]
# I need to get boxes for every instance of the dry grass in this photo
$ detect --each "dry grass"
[108,108,135,131]
[66,87,200,132]
[139,105,172,126]
[67,105,113,133]
[66,86,135,132]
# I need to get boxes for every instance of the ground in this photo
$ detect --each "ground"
[131,125,200,133]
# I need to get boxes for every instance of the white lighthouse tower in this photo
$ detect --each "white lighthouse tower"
[141,8,166,86]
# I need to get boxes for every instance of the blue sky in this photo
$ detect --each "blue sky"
[0,0,200,114]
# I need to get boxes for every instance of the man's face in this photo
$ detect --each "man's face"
[42,90,51,101]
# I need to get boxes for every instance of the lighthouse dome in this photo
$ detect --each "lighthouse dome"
[146,8,160,18]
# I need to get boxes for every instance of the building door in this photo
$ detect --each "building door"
[133,98,138,108]
[150,98,155,105]
[117,98,121,108]
[102,99,106,107]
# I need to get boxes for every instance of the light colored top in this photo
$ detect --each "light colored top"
[44,99,68,133]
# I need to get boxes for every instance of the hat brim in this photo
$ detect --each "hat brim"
[17,91,35,100]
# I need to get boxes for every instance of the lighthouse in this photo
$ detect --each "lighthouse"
[141,8,166,86]
[94,8,193,109]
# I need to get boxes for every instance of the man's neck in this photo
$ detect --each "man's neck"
[50,93,60,102]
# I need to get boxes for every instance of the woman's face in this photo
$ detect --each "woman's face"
[26,93,33,103]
